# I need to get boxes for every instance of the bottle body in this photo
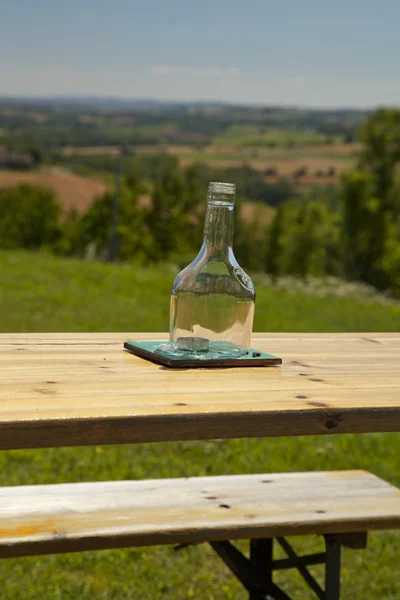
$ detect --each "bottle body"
[169,182,255,355]
[170,254,255,348]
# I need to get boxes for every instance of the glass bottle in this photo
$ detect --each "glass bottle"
[168,181,255,358]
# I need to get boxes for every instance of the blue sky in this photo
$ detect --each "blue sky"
[1,0,400,107]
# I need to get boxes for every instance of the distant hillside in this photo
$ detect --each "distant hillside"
[0,167,107,213]
[0,96,372,113]
[0,167,274,225]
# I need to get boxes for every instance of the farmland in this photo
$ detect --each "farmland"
[0,100,368,223]
[1,99,399,294]
[62,141,360,188]
[0,100,365,190]
[0,167,106,213]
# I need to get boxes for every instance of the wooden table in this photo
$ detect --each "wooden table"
[1,332,399,450]
[1,332,399,600]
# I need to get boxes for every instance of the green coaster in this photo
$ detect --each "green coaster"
[124,340,282,368]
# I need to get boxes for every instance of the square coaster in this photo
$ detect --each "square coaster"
[124,340,282,368]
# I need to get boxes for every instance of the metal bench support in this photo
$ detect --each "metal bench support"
[210,534,345,600]
[325,535,341,600]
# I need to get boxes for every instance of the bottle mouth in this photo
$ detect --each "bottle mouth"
[208,181,236,204]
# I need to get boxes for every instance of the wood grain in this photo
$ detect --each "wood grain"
[0,333,399,449]
[0,470,398,558]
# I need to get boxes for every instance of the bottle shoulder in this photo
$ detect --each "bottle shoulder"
[172,251,255,299]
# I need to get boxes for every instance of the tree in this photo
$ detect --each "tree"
[0,184,61,249]
[265,205,285,276]
[340,108,400,290]
[234,196,266,272]
[341,171,381,283]
[79,168,152,262]
[358,108,400,209]
[29,146,44,167]
[265,196,341,279]
[146,158,203,263]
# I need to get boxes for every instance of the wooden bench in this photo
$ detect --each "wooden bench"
[1,470,399,600]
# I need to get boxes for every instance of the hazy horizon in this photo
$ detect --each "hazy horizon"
[0,93,383,112]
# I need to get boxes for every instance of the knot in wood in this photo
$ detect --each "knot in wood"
[325,417,339,430]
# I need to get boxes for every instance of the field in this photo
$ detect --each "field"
[62,142,360,188]
[0,101,368,195]
[0,250,399,599]
[0,167,107,213]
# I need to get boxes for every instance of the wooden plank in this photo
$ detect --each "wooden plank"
[0,332,398,344]
[0,470,398,558]
[0,333,399,448]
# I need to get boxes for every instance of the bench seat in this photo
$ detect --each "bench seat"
[0,470,399,559]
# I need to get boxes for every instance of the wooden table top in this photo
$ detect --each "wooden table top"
[0,333,399,450]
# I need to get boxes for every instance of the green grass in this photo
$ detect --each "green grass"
[0,250,399,599]
[1,250,400,333]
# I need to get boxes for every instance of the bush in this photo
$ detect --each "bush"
[0,184,61,250]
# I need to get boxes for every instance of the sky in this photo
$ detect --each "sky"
[1,0,400,108]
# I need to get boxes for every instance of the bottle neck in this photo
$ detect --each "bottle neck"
[203,201,234,255]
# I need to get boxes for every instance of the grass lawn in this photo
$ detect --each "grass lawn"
[1,250,400,334]
[0,250,399,599]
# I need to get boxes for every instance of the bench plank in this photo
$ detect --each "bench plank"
[0,470,399,558]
